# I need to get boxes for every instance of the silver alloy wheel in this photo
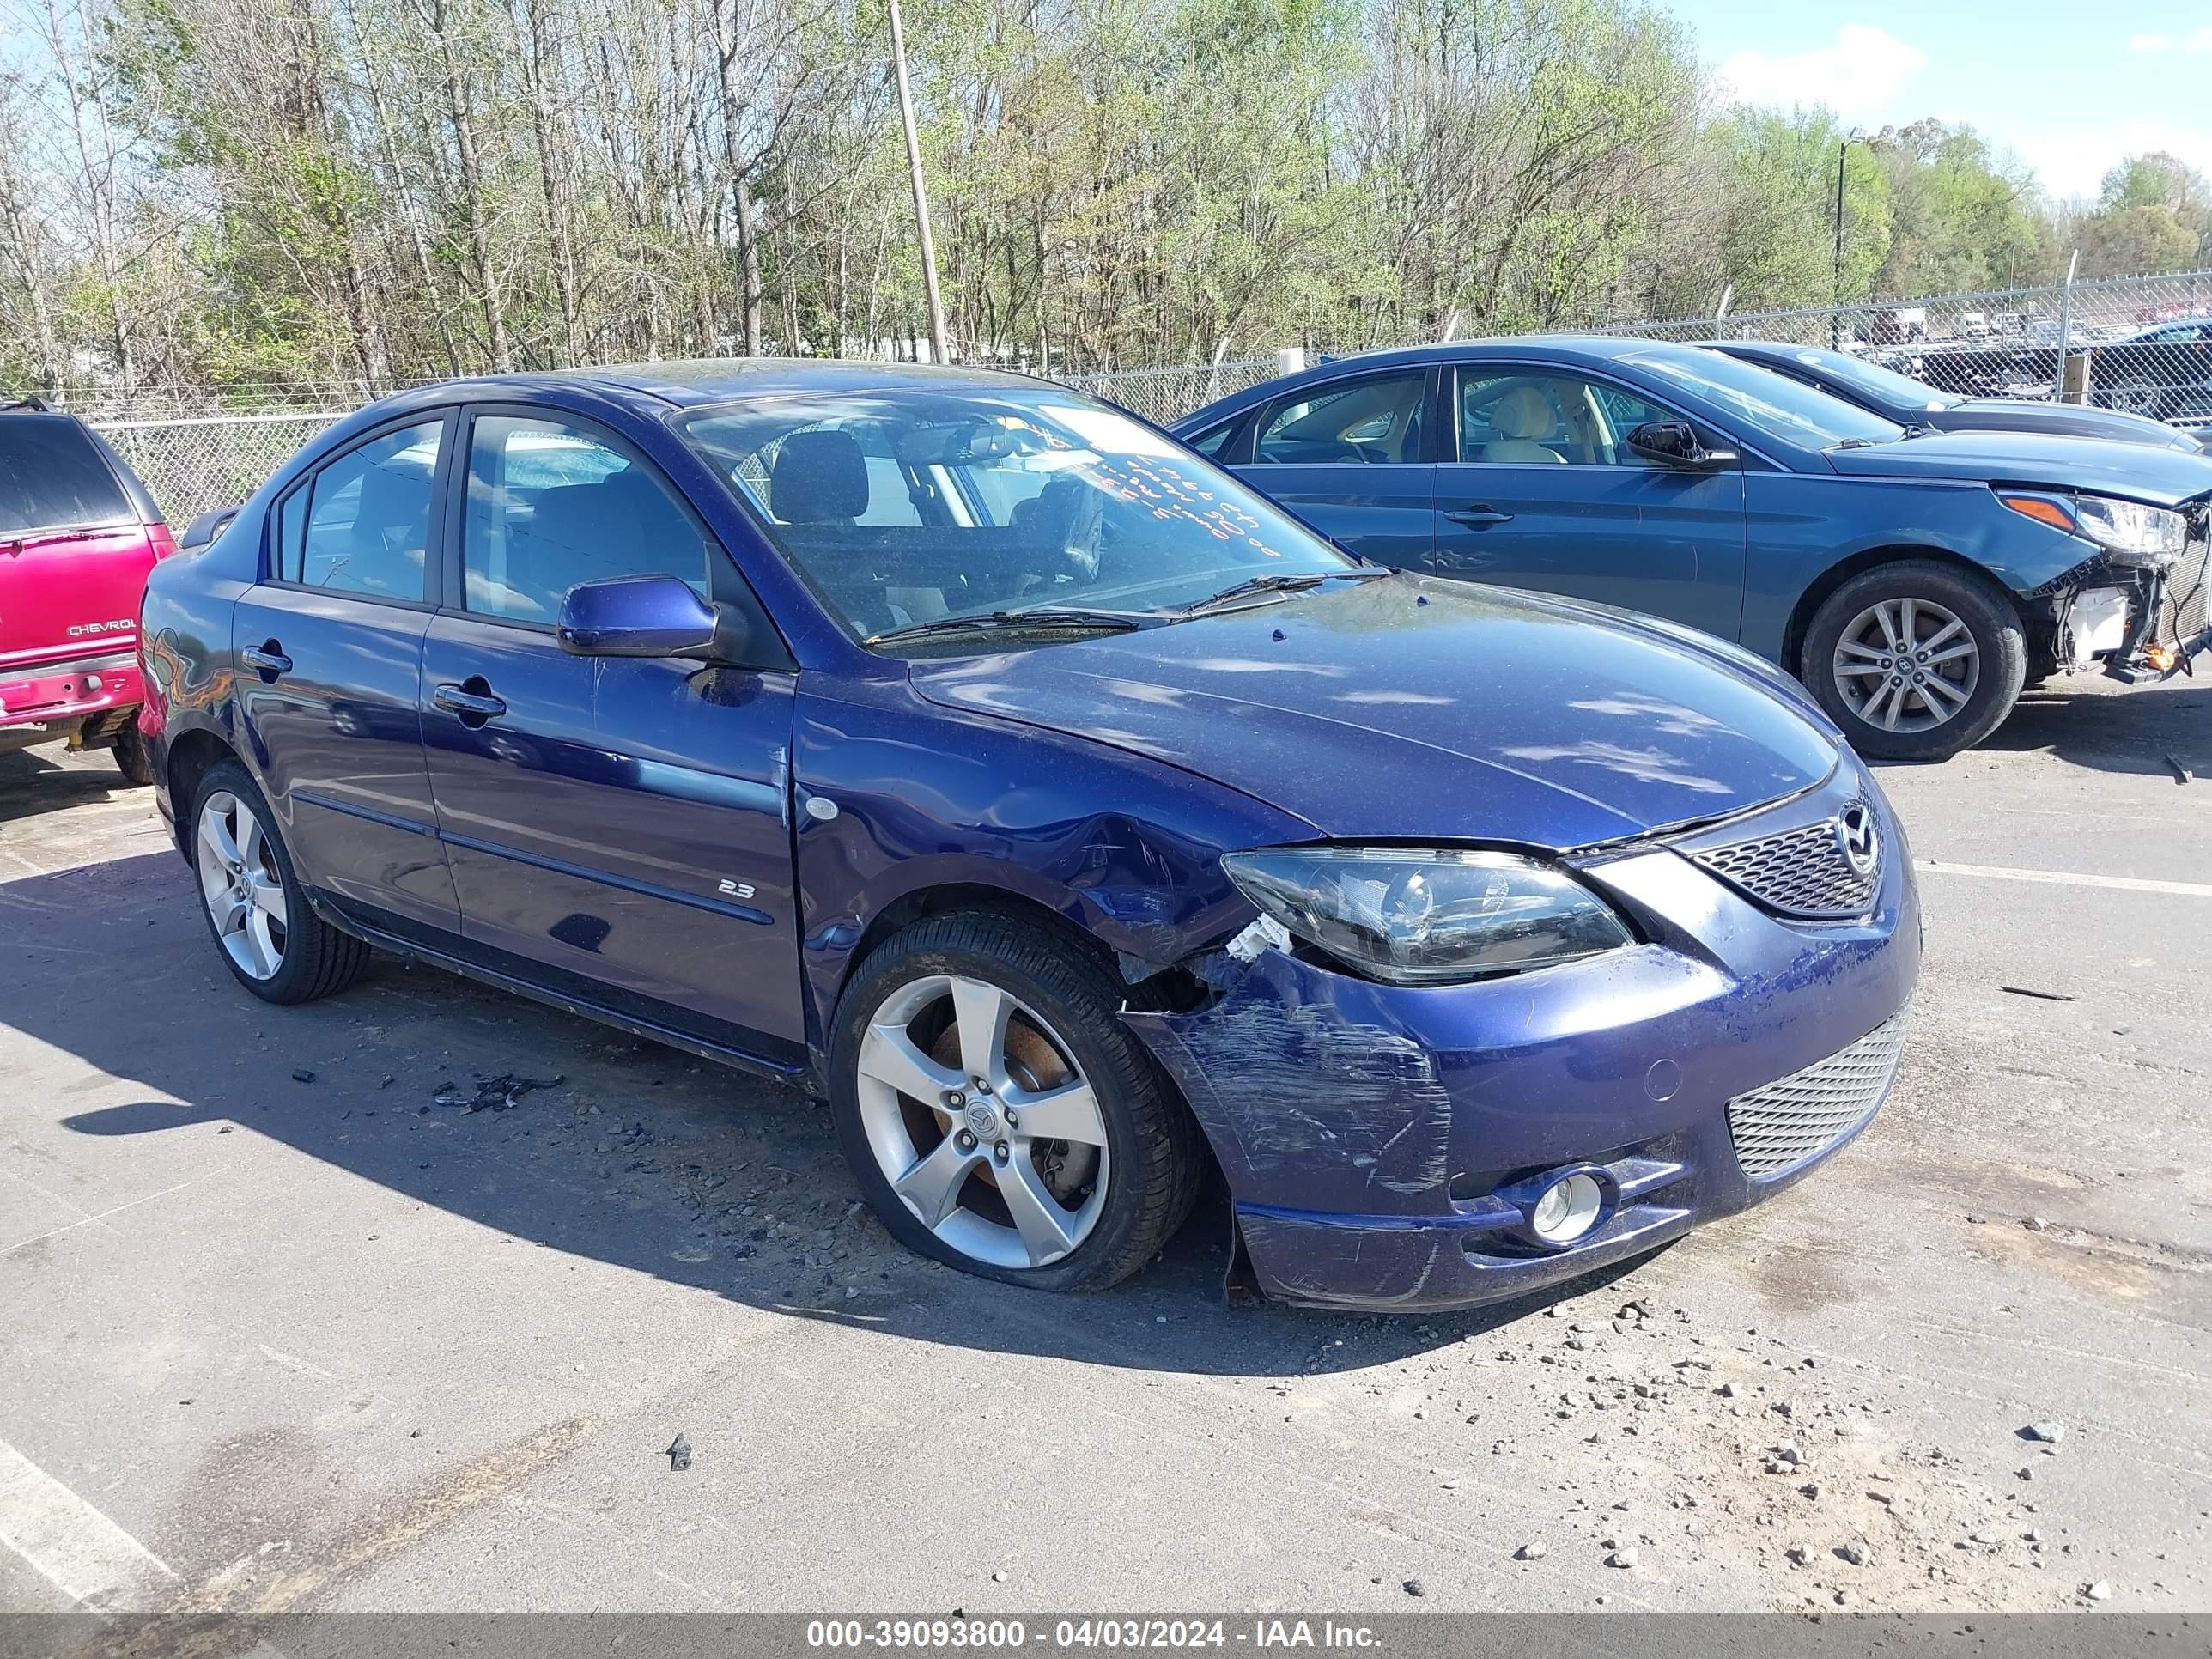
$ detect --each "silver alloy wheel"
[854,974,1109,1270]
[1831,597,1980,734]
[196,790,289,980]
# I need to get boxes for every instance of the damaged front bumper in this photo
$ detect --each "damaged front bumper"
[1123,776,1921,1313]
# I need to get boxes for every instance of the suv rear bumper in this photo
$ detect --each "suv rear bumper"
[0,649,144,747]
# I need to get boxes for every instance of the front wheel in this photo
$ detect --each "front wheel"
[828,911,1202,1292]
[1801,562,2027,762]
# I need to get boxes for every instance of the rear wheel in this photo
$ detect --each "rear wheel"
[1801,562,2026,762]
[828,911,1201,1292]
[111,717,155,787]
[191,761,371,1003]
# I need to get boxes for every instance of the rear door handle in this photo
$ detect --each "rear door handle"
[433,681,507,722]
[1445,507,1514,527]
[240,642,292,678]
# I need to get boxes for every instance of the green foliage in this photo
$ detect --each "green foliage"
[3,0,2169,399]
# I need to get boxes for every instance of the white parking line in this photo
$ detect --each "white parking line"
[0,1436,177,1607]
[1917,859,2212,898]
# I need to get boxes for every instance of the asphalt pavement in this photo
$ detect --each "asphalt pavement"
[1,674,2207,1617]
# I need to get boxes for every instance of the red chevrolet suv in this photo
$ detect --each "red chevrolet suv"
[1,398,176,783]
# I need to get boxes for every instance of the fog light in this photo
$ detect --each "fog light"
[1529,1172,1604,1244]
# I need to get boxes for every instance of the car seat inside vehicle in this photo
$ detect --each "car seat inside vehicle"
[1481,386,1568,464]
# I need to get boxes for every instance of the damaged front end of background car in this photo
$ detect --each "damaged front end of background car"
[2013,493,2211,684]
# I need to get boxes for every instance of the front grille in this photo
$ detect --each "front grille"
[1727,1014,1906,1180]
[1693,814,1877,920]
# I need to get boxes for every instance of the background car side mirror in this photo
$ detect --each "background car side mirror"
[1626,420,1738,469]
[557,575,720,658]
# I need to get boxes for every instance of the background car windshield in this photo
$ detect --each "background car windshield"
[1627,349,1904,449]
[678,387,1353,641]
[1781,346,1962,411]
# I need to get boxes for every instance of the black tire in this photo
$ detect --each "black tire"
[111,716,155,787]
[828,910,1204,1293]
[1800,561,2027,762]
[189,759,372,1004]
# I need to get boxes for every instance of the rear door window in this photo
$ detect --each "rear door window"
[285,420,442,600]
[0,416,134,537]
[1255,373,1427,465]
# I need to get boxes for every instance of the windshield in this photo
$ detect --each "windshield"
[677,386,1356,647]
[1625,348,1905,450]
[1770,346,1961,412]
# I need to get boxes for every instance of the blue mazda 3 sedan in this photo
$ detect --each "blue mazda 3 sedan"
[139,362,1918,1311]
[1174,337,2212,762]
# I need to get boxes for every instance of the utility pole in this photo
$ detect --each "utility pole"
[887,0,948,364]
[1832,139,1848,349]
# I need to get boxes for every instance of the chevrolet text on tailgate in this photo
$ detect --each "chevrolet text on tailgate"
[1,398,174,782]
[138,362,1919,1313]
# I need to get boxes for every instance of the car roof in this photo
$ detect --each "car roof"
[405,357,1060,412]
[1171,335,1718,430]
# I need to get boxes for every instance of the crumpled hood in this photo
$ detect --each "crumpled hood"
[1825,429,2212,507]
[908,577,1841,849]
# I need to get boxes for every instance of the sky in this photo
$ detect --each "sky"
[1675,1,2210,201]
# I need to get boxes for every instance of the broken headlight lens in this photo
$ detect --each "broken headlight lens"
[1221,847,1633,985]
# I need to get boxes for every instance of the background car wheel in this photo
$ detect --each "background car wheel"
[1801,561,2026,762]
[828,910,1203,1293]
[111,718,155,787]
[191,760,371,1004]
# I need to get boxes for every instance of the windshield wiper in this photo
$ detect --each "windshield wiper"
[865,609,1146,647]
[1176,568,1388,617]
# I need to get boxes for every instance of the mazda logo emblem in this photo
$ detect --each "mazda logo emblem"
[1836,802,1880,879]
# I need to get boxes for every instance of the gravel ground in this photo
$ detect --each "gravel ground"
[0,674,2207,1616]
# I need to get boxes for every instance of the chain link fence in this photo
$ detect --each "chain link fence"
[1629,267,2212,421]
[91,411,345,528]
[63,264,2212,528]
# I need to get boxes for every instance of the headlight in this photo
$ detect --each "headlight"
[2001,491,2189,569]
[1221,847,1633,985]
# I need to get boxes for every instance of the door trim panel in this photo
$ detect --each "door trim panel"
[436,826,777,927]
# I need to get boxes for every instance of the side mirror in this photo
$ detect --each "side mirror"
[556,574,720,658]
[1626,420,1737,469]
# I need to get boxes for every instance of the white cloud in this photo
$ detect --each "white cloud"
[2193,26,2212,51]
[1714,24,1928,118]
[2013,118,2212,201]
[2126,27,2212,50]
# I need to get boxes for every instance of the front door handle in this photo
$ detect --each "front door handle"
[240,642,292,678]
[1445,507,1514,527]
[433,680,507,724]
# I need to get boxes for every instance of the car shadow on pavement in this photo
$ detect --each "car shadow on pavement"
[0,750,131,822]
[1974,678,2212,780]
[11,850,1653,1382]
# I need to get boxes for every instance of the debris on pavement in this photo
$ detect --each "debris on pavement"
[666,1433,692,1472]
[1999,986,2074,1002]
[1515,1541,1547,1561]
[291,1068,316,1083]
[2023,1422,2066,1444]
[1401,1578,1425,1596]
[433,1073,567,1112]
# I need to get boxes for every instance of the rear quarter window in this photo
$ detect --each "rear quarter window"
[0,416,135,537]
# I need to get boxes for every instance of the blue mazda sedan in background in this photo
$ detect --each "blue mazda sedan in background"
[1174,338,2212,761]
[139,362,1917,1311]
